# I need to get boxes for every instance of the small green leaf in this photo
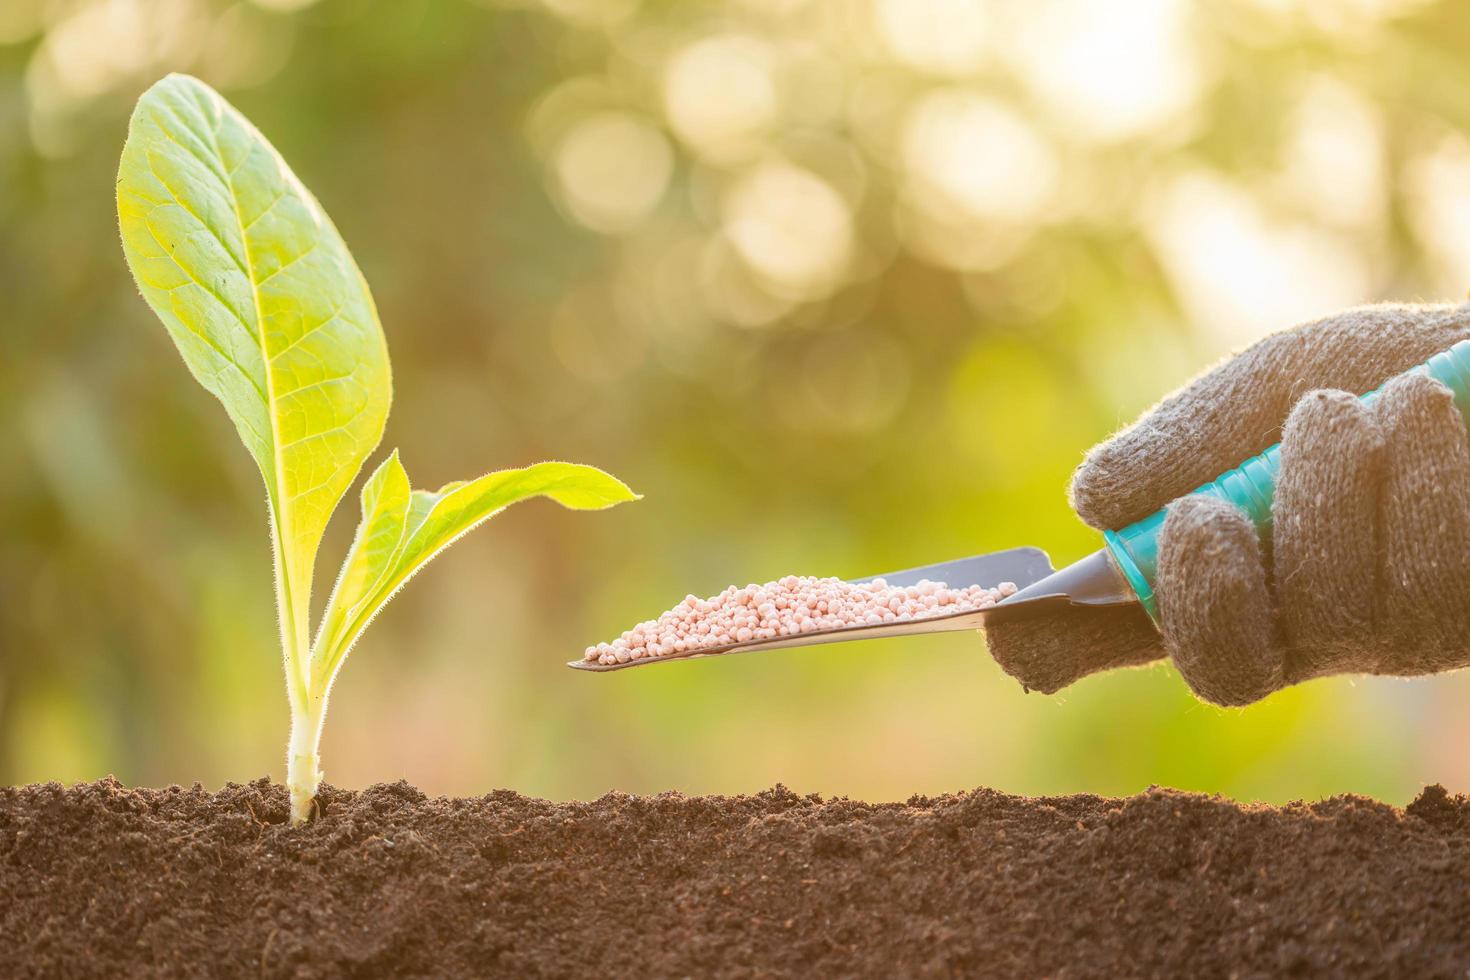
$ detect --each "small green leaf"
[312,459,639,682]
[313,450,411,665]
[116,74,390,665]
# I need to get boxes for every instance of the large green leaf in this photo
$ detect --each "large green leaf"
[116,74,391,664]
[312,458,639,683]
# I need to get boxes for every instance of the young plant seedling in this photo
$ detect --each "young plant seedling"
[116,74,638,824]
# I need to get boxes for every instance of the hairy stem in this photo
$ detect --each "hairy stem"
[286,695,325,824]
[272,507,321,825]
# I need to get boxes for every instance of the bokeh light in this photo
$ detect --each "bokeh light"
[724,160,853,299]
[1147,171,1374,346]
[664,35,778,163]
[902,91,1057,224]
[552,111,673,233]
[1005,0,1205,142]
[1407,133,1470,297]
[874,0,991,77]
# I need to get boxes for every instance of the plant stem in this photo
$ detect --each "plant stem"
[271,504,321,825]
[286,696,325,824]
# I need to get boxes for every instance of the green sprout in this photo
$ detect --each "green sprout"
[116,75,638,824]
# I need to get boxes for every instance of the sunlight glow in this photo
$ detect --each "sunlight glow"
[698,239,796,327]
[902,91,1057,223]
[25,0,205,154]
[553,112,674,234]
[663,35,777,163]
[1006,0,1204,142]
[1240,0,1435,36]
[723,161,853,300]
[1405,134,1470,298]
[1148,171,1373,347]
[1276,75,1384,230]
[248,0,322,12]
[28,0,203,105]
[873,0,990,76]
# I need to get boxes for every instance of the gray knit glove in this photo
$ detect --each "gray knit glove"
[987,303,1470,706]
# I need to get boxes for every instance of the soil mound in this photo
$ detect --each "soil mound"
[3,778,1468,978]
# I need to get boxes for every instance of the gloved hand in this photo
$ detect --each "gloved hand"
[986,303,1470,706]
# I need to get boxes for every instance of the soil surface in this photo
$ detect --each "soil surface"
[3,779,1469,978]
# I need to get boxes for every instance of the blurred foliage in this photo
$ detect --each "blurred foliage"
[3,0,1470,805]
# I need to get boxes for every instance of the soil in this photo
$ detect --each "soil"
[3,779,1469,978]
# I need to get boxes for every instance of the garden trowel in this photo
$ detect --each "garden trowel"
[566,545,1135,672]
[570,339,1470,673]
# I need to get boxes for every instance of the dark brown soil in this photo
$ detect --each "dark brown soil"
[3,779,1469,978]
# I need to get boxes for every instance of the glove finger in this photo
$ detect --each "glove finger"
[1073,303,1470,531]
[984,603,1164,696]
[1272,389,1383,681]
[1156,495,1283,706]
[1374,372,1470,671]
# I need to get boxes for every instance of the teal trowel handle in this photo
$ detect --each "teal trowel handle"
[1104,339,1470,620]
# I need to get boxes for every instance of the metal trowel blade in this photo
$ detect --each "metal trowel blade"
[567,545,1135,673]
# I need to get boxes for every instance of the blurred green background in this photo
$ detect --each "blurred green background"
[4,0,1470,806]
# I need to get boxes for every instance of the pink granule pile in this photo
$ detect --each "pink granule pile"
[585,575,1018,666]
